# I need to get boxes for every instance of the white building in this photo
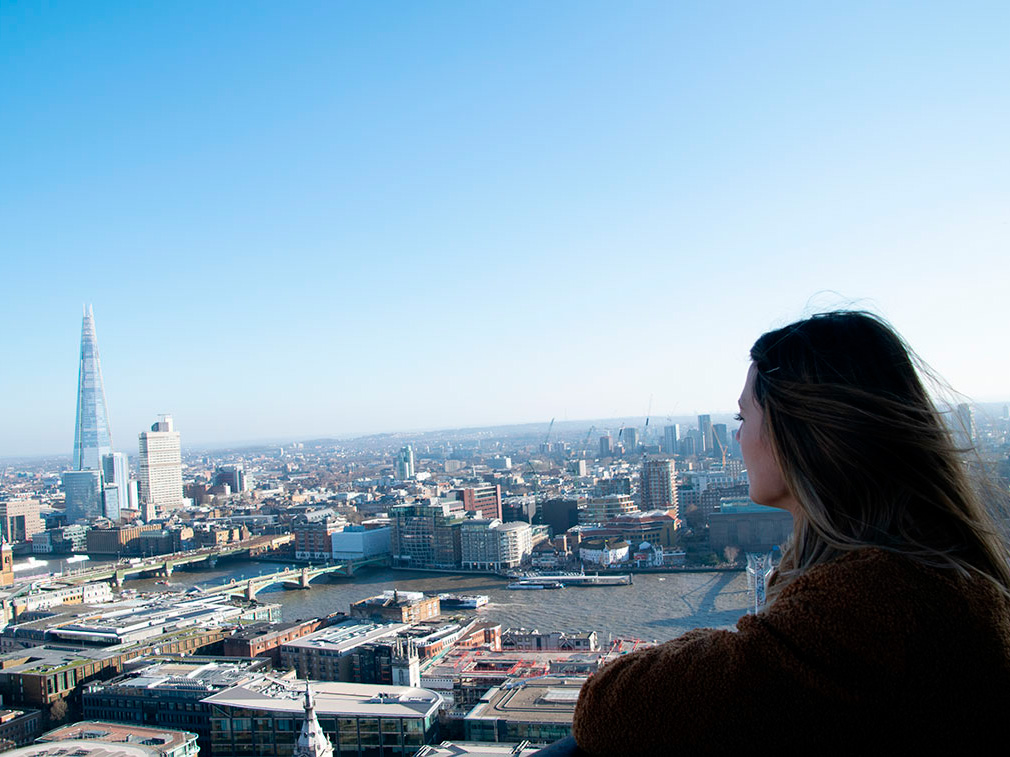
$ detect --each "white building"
[460,520,532,571]
[330,525,391,560]
[13,582,113,615]
[138,415,185,519]
[579,538,630,566]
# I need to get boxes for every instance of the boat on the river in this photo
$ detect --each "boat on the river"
[515,572,632,587]
[436,593,489,609]
[507,580,564,590]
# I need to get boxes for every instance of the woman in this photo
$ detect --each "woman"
[571,311,1010,755]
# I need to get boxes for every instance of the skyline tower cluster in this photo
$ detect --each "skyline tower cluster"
[62,306,183,523]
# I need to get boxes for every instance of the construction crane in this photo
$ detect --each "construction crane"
[543,418,555,445]
[712,428,728,467]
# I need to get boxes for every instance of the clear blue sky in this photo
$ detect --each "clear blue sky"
[2,1,1008,457]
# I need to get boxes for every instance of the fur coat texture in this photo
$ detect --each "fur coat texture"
[572,549,1010,755]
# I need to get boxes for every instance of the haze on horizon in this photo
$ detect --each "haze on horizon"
[2,2,1009,458]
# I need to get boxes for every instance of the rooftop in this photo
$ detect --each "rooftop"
[203,676,442,719]
[39,721,197,753]
[465,677,587,725]
[92,658,266,694]
[282,617,407,653]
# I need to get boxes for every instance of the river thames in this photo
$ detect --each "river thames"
[14,556,752,641]
[122,560,752,641]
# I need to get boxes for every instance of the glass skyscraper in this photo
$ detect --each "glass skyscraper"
[72,305,113,471]
[65,305,119,522]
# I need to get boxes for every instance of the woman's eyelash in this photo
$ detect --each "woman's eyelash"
[734,413,743,422]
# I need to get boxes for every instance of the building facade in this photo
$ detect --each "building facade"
[640,458,678,514]
[0,500,43,544]
[138,415,185,518]
[390,502,462,570]
[395,446,415,480]
[457,486,502,521]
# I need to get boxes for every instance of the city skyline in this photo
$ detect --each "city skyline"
[3,3,1009,457]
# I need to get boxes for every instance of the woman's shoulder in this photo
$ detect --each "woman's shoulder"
[765,547,1010,645]
[782,546,1003,596]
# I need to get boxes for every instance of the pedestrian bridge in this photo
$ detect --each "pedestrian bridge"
[202,556,390,600]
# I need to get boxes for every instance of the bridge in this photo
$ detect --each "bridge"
[54,535,296,587]
[200,556,390,600]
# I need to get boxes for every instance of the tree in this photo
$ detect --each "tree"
[49,699,67,723]
[723,545,741,565]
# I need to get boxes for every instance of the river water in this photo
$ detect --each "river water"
[111,559,752,642]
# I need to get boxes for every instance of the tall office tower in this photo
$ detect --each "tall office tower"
[953,403,976,450]
[64,470,103,522]
[102,452,130,520]
[641,458,678,516]
[396,445,415,480]
[599,435,612,458]
[138,414,185,519]
[623,427,638,454]
[65,306,117,522]
[72,306,114,471]
[697,415,713,455]
[663,424,680,455]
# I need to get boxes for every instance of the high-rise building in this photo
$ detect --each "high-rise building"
[102,452,130,520]
[599,435,612,458]
[623,427,638,454]
[697,415,713,455]
[64,470,103,522]
[396,445,415,480]
[72,306,113,472]
[641,458,679,517]
[138,414,185,519]
[954,403,976,450]
[663,425,680,455]
[64,306,119,522]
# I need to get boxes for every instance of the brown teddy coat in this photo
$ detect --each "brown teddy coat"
[572,549,1010,755]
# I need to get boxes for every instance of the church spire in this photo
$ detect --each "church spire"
[293,679,333,757]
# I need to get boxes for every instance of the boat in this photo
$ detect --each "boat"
[437,593,489,609]
[512,572,632,587]
[507,580,564,590]
[66,555,90,564]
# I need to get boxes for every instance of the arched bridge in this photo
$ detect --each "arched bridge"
[203,556,390,601]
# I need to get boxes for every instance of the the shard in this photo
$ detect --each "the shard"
[72,304,114,471]
[65,305,116,522]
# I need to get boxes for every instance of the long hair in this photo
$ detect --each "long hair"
[749,311,1010,598]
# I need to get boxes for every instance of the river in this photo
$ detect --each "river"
[108,559,753,641]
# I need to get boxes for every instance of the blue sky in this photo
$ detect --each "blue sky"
[2,1,1009,456]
